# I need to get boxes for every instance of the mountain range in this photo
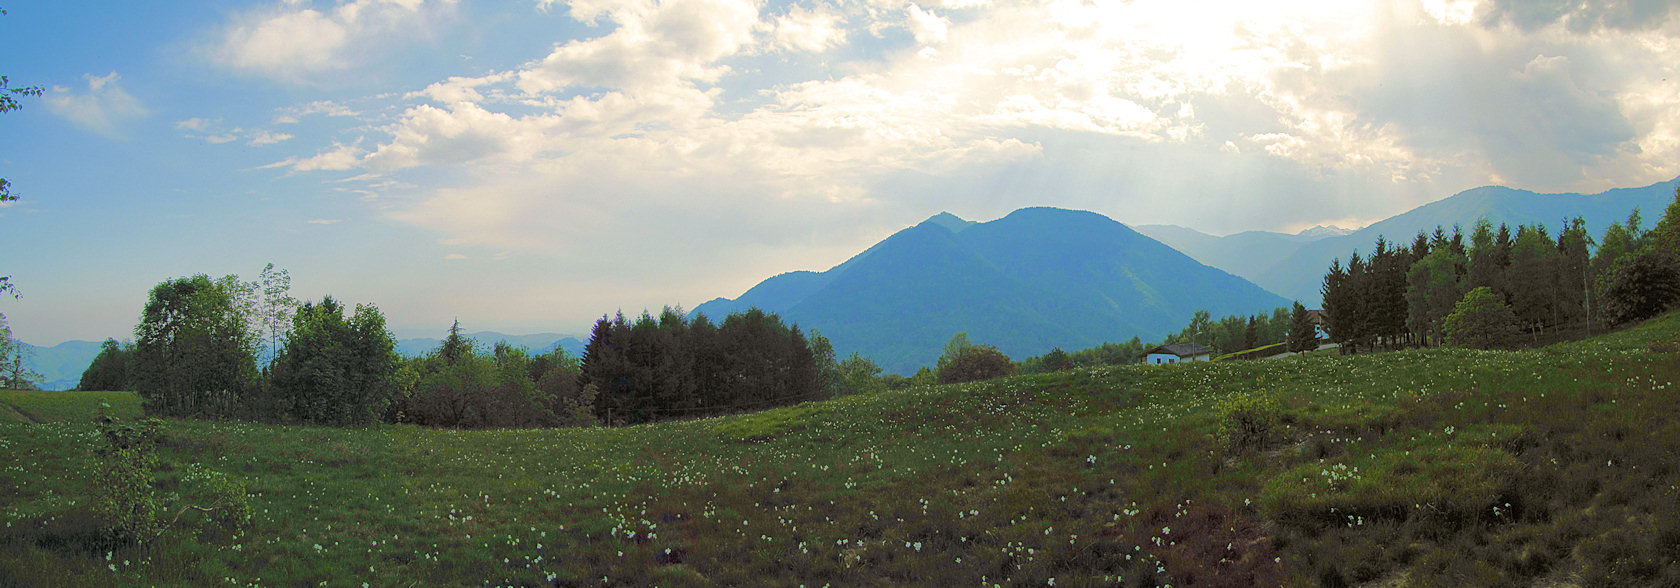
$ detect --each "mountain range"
[20,177,1676,387]
[693,207,1289,374]
[1141,177,1680,306]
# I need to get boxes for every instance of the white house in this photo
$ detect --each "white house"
[1143,343,1213,364]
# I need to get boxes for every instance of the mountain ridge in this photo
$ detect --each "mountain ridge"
[694,206,1290,374]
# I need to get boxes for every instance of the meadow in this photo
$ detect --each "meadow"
[1,312,1678,586]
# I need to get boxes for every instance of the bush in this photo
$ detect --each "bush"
[89,415,251,546]
[1216,391,1283,453]
[1443,287,1519,349]
[1599,250,1680,326]
[91,416,165,543]
[937,345,1014,384]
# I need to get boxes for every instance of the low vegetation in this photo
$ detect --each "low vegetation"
[1,310,1676,585]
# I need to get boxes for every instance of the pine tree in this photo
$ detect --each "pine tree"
[1288,302,1317,353]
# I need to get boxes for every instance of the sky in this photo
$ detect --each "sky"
[2,0,1678,346]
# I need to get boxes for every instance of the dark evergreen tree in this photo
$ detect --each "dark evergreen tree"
[1287,301,1317,353]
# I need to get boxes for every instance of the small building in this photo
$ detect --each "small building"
[1307,310,1331,340]
[1143,343,1213,364]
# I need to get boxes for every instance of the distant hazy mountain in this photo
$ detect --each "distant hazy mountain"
[395,332,587,359]
[12,331,587,392]
[694,207,1289,374]
[13,340,104,391]
[1132,224,1351,284]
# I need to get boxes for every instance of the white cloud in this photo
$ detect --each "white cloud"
[906,4,948,44]
[175,117,212,131]
[514,0,759,94]
[408,73,511,104]
[273,100,356,124]
[215,0,459,82]
[307,218,346,225]
[274,0,1680,245]
[247,129,295,145]
[44,72,147,137]
[769,5,847,53]
[207,134,239,144]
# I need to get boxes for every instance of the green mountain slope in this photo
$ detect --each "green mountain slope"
[696,207,1290,373]
[4,311,1678,585]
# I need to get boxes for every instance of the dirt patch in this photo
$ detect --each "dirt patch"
[1100,498,1290,588]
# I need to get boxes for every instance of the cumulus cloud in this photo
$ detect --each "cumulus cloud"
[272,0,1680,244]
[906,4,948,44]
[215,0,459,82]
[1476,0,1676,33]
[768,5,848,53]
[44,72,147,137]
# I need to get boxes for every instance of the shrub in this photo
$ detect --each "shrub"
[937,345,1014,384]
[89,415,251,546]
[1443,287,1519,349]
[1216,391,1283,453]
[91,416,165,543]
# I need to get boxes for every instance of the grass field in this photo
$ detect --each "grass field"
[2,312,1678,586]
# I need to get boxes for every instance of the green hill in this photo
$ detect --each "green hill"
[2,312,1678,586]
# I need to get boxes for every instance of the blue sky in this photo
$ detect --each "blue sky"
[2,0,1678,345]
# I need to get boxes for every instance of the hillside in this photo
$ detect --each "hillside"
[695,207,1290,373]
[5,311,1677,586]
[1247,177,1680,305]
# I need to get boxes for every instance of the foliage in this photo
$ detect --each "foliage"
[1215,390,1282,453]
[1041,347,1073,371]
[0,313,40,389]
[1442,286,1520,349]
[582,307,821,426]
[131,275,260,419]
[1598,250,1680,325]
[836,351,886,395]
[1166,307,1292,355]
[1019,337,1148,373]
[1405,246,1468,345]
[77,338,136,391]
[267,297,399,426]
[253,263,298,369]
[392,328,595,429]
[936,343,1013,384]
[88,414,251,549]
[1,71,43,203]
[1287,301,1317,353]
[91,415,165,544]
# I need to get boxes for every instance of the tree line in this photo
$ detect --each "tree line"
[1322,189,1680,351]
[82,266,838,428]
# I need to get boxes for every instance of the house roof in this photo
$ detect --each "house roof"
[1144,343,1212,357]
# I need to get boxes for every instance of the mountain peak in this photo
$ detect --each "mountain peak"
[1295,225,1356,240]
[922,211,975,233]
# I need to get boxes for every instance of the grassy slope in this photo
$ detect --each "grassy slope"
[1,313,1678,587]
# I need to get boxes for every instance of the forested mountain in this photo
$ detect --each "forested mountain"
[1141,177,1680,306]
[693,207,1289,374]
